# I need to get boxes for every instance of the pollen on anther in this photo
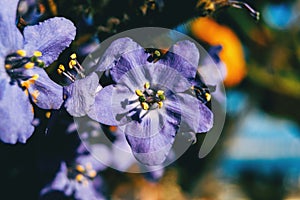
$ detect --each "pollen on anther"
[16,49,26,57]
[157,90,164,95]
[24,62,35,69]
[45,111,51,119]
[144,82,150,89]
[157,101,163,108]
[75,174,84,182]
[141,102,149,110]
[70,53,77,60]
[87,170,97,179]
[31,74,39,80]
[135,89,144,97]
[69,60,76,69]
[205,93,211,102]
[76,164,85,173]
[5,64,12,70]
[33,51,42,57]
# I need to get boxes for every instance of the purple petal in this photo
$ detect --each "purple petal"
[24,67,64,110]
[125,117,177,165]
[0,78,34,144]
[110,49,148,82]
[157,51,197,81]
[23,17,76,66]
[87,85,118,126]
[0,0,23,55]
[95,37,143,72]
[64,72,99,117]
[169,40,199,68]
[176,93,213,133]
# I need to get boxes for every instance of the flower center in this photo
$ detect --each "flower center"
[68,162,97,186]
[4,49,44,88]
[135,82,166,110]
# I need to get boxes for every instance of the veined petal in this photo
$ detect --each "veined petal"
[0,79,34,144]
[109,49,148,82]
[87,85,118,126]
[64,72,99,117]
[95,37,144,72]
[176,93,213,133]
[0,0,23,55]
[24,67,63,110]
[125,118,177,165]
[157,51,197,81]
[23,17,76,66]
[169,40,199,68]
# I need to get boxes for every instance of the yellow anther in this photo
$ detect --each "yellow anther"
[87,170,97,179]
[75,174,85,182]
[76,164,85,173]
[33,51,42,57]
[45,111,51,119]
[69,60,77,69]
[157,101,163,109]
[58,64,65,71]
[16,49,26,57]
[135,89,144,97]
[24,62,35,69]
[144,82,150,89]
[31,74,39,80]
[5,64,12,70]
[31,90,39,103]
[21,81,30,89]
[85,163,93,171]
[157,90,164,95]
[154,50,161,57]
[70,53,77,60]
[205,93,211,102]
[141,102,149,110]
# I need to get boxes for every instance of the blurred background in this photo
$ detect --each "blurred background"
[1,0,300,199]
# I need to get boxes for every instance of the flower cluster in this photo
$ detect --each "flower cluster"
[0,0,76,144]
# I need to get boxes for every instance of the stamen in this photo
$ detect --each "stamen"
[157,101,163,109]
[87,170,97,179]
[70,53,77,60]
[75,174,84,182]
[57,64,76,82]
[135,89,144,97]
[5,64,12,70]
[69,60,77,69]
[205,93,211,102]
[157,90,164,95]
[141,102,149,110]
[45,111,51,119]
[76,164,85,173]
[16,50,26,57]
[144,82,150,89]
[33,51,42,57]
[154,50,161,57]
[24,62,35,69]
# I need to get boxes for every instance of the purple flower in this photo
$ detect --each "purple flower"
[88,38,213,165]
[0,0,76,144]
[40,160,105,200]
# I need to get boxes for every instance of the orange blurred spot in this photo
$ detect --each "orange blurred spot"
[190,17,246,87]
[109,126,118,132]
